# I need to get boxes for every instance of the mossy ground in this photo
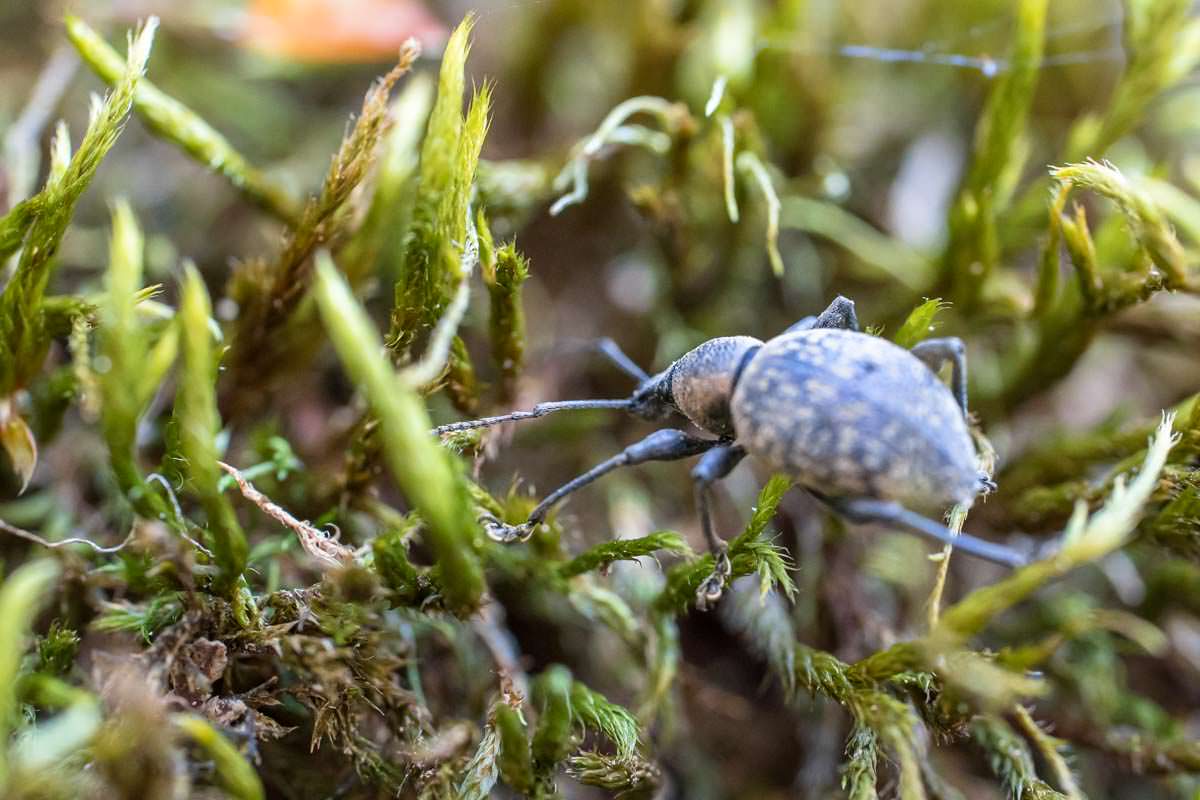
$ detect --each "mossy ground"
[0,1,1199,798]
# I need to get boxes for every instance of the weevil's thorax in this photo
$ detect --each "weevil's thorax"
[668,336,763,437]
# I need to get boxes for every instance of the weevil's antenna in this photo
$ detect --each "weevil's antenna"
[596,338,651,383]
[432,399,633,436]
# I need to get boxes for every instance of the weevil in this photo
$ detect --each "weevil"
[434,296,1028,608]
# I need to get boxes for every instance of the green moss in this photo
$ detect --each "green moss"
[3,6,1200,798]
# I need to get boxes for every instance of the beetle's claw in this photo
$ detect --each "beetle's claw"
[480,514,534,543]
[695,547,732,610]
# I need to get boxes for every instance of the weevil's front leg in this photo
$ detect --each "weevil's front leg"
[481,429,721,542]
[784,295,860,335]
[910,337,968,417]
[820,495,1028,569]
[692,444,747,609]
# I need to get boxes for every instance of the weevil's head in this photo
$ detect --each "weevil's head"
[627,369,677,422]
[629,336,763,437]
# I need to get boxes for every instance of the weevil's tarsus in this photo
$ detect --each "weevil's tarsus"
[911,337,969,417]
[479,512,533,543]
[823,495,1028,569]
[692,444,747,609]
[483,429,720,542]
[431,398,632,435]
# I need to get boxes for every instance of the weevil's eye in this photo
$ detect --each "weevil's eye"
[628,370,675,421]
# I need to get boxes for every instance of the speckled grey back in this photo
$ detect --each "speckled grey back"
[730,328,979,510]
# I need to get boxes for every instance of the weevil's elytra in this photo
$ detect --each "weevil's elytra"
[731,329,981,511]
[435,295,1028,610]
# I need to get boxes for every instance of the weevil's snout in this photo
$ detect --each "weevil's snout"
[628,370,676,421]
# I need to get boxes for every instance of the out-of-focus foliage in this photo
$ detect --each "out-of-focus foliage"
[0,1,1197,797]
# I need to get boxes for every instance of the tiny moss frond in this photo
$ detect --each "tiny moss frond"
[848,692,926,800]
[971,715,1065,800]
[549,95,687,216]
[569,681,641,761]
[456,713,501,800]
[568,751,660,797]
[0,559,60,789]
[65,15,299,223]
[97,200,178,524]
[176,266,249,598]
[35,621,80,677]
[314,254,485,614]
[485,241,530,403]
[228,46,418,378]
[339,73,435,287]
[495,703,534,793]
[174,714,265,800]
[389,15,491,362]
[91,593,183,641]
[736,150,784,276]
[0,19,155,397]
[892,298,947,349]
[1012,705,1084,800]
[531,665,574,769]
[654,475,795,614]
[559,531,690,579]
[841,724,879,800]
[1052,160,1190,290]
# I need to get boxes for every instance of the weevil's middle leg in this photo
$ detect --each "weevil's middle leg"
[692,444,747,609]
[480,429,721,542]
[910,337,968,417]
[820,495,1028,569]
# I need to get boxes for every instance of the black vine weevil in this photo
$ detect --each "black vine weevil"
[434,296,1027,608]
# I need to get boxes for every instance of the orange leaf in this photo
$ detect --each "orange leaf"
[241,0,447,63]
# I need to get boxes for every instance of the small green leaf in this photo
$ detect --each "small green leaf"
[314,253,485,613]
[176,265,248,596]
[532,665,574,769]
[559,531,691,579]
[495,704,534,793]
[0,559,60,788]
[892,298,946,349]
[66,15,299,223]
[174,715,265,800]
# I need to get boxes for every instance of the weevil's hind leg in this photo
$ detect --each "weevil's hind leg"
[910,337,968,417]
[783,296,860,335]
[692,444,748,609]
[481,429,721,542]
[820,495,1028,569]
